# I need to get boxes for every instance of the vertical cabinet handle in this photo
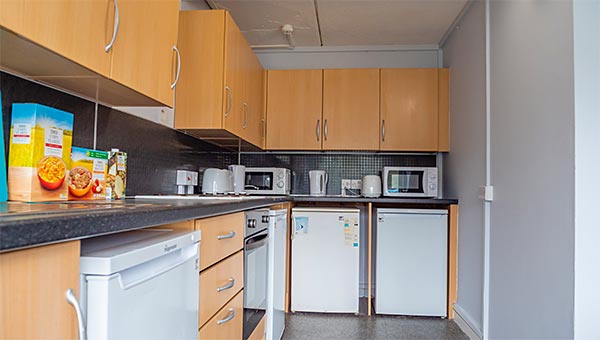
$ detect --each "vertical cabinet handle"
[316,119,320,141]
[105,0,120,52]
[217,308,236,325]
[242,102,248,129]
[66,289,87,340]
[224,86,232,117]
[216,278,235,292]
[324,119,328,141]
[217,231,236,240]
[170,45,181,89]
[382,119,385,142]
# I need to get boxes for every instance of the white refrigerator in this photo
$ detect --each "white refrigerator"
[291,208,360,313]
[375,208,448,317]
[266,209,287,340]
[80,229,201,340]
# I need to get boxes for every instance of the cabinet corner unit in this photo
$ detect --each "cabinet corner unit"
[176,10,265,149]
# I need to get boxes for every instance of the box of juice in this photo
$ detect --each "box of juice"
[8,104,73,202]
[106,149,127,199]
[68,147,108,200]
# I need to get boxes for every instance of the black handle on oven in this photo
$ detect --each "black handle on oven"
[245,233,268,251]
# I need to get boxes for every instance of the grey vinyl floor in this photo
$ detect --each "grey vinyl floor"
[282,312,469,340]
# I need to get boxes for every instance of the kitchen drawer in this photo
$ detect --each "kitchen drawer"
[199,250,244,328]
[198,290,243,340]
[195,212,244,270]
[248,315,266,340]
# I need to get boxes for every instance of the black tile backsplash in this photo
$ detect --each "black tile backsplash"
[1,71,436,197]
[240,153,436,195]
[1,71,230,196]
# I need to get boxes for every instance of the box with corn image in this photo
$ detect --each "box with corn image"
[8,104,73,202]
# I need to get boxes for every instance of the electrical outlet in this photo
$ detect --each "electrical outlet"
[341,179,352,190]
[350,180,362,189]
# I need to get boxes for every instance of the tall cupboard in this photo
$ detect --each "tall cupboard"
[176,10,265,149]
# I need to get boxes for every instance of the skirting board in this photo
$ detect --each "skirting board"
[453,305,483,340]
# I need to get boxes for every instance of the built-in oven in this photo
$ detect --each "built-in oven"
[243,209,270,340]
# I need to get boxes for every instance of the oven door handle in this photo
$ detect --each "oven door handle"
[245,233,268,252]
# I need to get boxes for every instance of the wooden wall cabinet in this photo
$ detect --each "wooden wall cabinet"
[380,68,450,151]
[323,69,381,150]
[109,0,180,107]
[0,0,179,107]
[0,241,81,339]
[176,10,265,149]
[266,69,323,150]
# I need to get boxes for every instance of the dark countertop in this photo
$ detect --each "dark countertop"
[291,195,458,205]
[0,195,457,253]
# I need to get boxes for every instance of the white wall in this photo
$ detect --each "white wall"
[441,2,486,337]
[573,1,600,339]
[488,1,575,338]
[255,47,441,69]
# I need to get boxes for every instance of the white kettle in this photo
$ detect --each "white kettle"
[309,170,328,196]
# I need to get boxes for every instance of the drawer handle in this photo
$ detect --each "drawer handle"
[217,231,236,240]
[217,308,236,325]
[216,278,235,292]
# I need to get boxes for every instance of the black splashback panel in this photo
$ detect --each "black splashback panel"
[240,153,436,195]
[1,71,232,196]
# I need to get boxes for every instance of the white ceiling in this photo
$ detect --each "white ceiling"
[204,0,468,47]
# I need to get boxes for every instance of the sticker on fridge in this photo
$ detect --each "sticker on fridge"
[294,216,309,235]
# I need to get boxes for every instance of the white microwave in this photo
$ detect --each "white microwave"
[383,167,438,197]
[244,167,291,195]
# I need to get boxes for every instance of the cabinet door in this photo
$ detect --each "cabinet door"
[243,53,265,148]
[175,10,226,129]
[110,0,179,106]
[0,0,24,34]
[266,69,323,150]
[223,12,246,136]
[15,0,114,77]
[380,68,439,151]
[323,69,380,150]
[0,241,80,339]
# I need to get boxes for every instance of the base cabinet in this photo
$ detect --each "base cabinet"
[0,241,81,339]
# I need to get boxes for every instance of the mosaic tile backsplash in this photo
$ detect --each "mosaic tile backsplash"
[1,71,436,196]
[240,153,436,195]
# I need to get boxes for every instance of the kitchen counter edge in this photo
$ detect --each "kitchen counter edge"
[0,196,458,253]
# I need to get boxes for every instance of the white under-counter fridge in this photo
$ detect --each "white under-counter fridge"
[291,208,360,313]
[375,208,448,317]
[80,229,200,340]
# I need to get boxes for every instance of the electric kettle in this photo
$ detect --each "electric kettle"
[309,170,328,196]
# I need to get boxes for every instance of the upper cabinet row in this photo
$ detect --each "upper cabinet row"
[266,68,449,152]
[175,10,265,148]
[0,0,180,106]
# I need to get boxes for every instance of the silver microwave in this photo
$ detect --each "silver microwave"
[244,167,291,195]
[382,167,438,197]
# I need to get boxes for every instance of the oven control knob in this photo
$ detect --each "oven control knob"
[247,219,256,228]
[277,181,284,188]
[262,216,269,223]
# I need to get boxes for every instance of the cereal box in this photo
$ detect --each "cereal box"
[68,147,108,200]
[8,104,73,202]
[106,149,127,199]
[0,91,7,202]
